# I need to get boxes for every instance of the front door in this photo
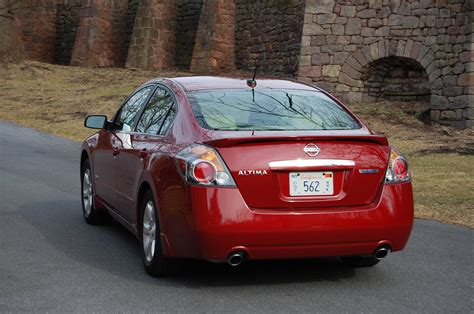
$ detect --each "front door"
[117,85,178,225]
[92,129,118,209]
[100,85,155,215]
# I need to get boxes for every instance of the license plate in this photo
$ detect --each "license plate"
[289,172,334,196]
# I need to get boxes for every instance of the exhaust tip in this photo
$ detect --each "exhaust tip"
[227,252,245,267]
[374,247,390,260]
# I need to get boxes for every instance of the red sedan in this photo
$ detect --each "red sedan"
[80,76,414,276]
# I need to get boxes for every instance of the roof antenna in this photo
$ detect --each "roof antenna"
[247,65,258,88]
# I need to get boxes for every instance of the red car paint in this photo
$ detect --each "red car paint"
[81,76,414,262]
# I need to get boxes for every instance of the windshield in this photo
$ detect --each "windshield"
[188,89,360,131]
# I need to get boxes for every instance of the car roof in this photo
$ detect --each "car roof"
[149,76,319,92]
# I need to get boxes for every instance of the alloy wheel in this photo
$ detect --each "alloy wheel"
[82,169,93,216]
[142,201,156,262]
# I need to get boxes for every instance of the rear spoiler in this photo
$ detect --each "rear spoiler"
[203,135,389,147]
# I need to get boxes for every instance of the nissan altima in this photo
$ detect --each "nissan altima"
[80,76,414,276]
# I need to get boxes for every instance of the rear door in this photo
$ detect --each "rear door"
[213,135,389,209]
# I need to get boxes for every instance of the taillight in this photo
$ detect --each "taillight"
[385,147,411,183]
[176,144,235,187]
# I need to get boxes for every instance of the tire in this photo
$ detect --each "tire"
[341,256,380,268]
[81,159,105,225]
[140,190,179,277]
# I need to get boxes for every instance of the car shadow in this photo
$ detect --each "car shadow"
[20,199,358,287]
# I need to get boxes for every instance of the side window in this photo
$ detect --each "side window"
[136,86,176,135]
[159,103,176,135]
[115,86,154,132]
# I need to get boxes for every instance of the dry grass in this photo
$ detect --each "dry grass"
[0,61,188,139]
[1,61,473,227]
[348,102,474,228]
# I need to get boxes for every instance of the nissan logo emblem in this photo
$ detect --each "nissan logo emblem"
[304,143,320,157]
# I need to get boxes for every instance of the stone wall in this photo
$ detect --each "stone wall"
[298,0,473,128]
[0,0,25,63]
[175,0,203,69]
[123,0,139,62]
[125,0,177,71]
[4,0,473,127]
[70,0,130,67]
[54,0,81,64]
[190,0,235,73]
[16,0,58,63]
[235,0,305,76]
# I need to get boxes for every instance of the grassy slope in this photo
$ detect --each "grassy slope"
[1,61,473,227]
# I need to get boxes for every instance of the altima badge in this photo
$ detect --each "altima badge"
[304,143,320,157]
[238,170,268,176]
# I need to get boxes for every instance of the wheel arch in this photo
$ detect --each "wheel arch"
[136,181,153,225]
[80,149,89,168]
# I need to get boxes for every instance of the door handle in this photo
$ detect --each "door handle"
[112,147,120,156]
[139,149,148,158]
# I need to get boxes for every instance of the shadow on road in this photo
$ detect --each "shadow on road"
[20,199,358,288]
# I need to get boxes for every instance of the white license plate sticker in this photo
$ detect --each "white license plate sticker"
[289,172,334,196]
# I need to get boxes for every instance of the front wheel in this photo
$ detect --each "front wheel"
[140,190,179,277]
[81,160,105,225]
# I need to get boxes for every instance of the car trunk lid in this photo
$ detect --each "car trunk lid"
[205,134,389,209]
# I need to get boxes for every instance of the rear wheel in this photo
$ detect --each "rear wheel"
[81,160,105,225]
[341,256,380,268]
[140,190,178,277]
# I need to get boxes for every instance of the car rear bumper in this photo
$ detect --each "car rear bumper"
[180,182,413,262]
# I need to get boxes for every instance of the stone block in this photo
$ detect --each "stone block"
[340,5,356,17]
[345,18,362,35]
[357,9,376,19]
[322,65,341,77]
[338,72,362,87]
[335,83,351,92]
[409,41,422,59]
[374,26,390,37]
[431,95,449,109]
[377,6,391,18]
[345,55,361,70]
[402,16,419,29]
[368,18,383,28]
[351,49,366,67]
[398,2,411,15]
[332,52,355,65]
[463,107,474,119]
[304,23,324,36]
[440,110,457,120]
[331,24,345,35]
[311,53,330,65]
[306,0,335,14]
[298,65,321,78]
[458,73,474,86]
[317,13,336,24]
[388,14,403,26]
[299,55,311,66]
[368,0,382,9]
[341,63,361,79]
[443,86,464,96]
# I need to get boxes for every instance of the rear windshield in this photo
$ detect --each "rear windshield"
[188,89,360,131]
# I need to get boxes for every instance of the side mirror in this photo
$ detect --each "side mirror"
[84,115,107,129]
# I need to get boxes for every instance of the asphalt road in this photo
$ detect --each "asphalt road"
[0,120,472,313]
